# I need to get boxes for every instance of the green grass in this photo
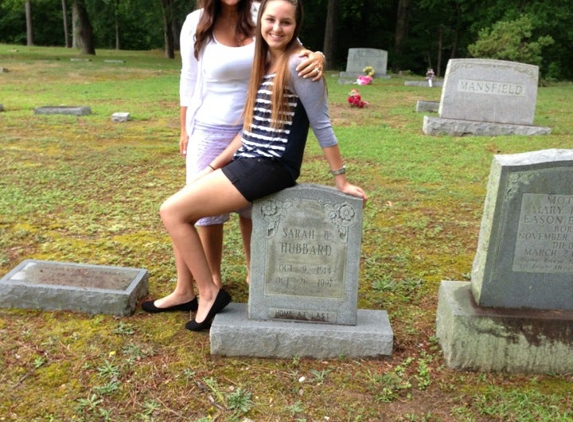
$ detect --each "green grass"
[1,43,573,421]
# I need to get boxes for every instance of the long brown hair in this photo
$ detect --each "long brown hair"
[243,0,304,131]
[193,0,255,60]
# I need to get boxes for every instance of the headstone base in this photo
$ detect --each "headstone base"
[0,259,148,316]
[436,281,573,374]
[210,303,393,359]
[416,101,439,113]
[423,116,551,136]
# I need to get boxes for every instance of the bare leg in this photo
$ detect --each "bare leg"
[239,215,252,284]
[198,224,224,288]
[151,244,197,308]
[160,170,249,323]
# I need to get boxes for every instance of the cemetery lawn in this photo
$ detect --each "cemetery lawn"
[1,44,573,421]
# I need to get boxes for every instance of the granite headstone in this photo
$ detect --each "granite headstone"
[472,149,573,310]
[210,184,393,358]
[339,48,388,82]
[248,184,362,325]
[436,149,573,373]
[423,59,551,136]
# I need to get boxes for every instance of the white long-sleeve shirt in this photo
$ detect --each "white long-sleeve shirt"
[179,7,258,132]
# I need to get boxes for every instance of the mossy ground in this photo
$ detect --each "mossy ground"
[1,44,572,421]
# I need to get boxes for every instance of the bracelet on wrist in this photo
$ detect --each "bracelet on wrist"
[208,164,216,171]
[316,51,326,60]
[330,165,346,176]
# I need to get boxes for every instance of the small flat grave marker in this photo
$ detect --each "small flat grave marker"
[0,260,148,315]
[34,106,91,116]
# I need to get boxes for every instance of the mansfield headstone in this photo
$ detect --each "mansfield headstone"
[423,59,551,136]
[210,184,393,358]
[436,149,573,373]
[0,260,148,315]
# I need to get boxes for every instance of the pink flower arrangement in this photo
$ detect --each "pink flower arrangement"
[356,75,373,85]
[347,89,369,108]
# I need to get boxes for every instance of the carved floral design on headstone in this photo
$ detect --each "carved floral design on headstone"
[324,202,357,242]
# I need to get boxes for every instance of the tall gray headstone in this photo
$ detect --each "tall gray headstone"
[210,184,393,358]
[248,184,362,325]
[436,149,573,374]
[472,149,573,310]
[339,48,388,82]
[423,59,551,136]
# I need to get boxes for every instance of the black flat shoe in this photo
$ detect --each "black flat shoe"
[141,297,198,313]
[185,289,231,332]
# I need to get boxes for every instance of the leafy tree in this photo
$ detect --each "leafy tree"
[468,15,553,66]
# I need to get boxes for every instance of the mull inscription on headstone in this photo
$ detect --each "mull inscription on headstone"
[513,194,573,273]
[0,260,148,315]
[249,184,363,325]
[472,149,573,311]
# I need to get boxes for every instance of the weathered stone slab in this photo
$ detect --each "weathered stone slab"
[472,149,573,310]
[0,259,148,315]
[416,101,439,113]
[423,116,551,136]
[436,281,573,374]
[112,112,130,122]
[104,60,126,63]
[248,184,363,325]
[211,303,393,358]
[439,59,539,125]
[339,48,388,80]
[405,80,443,87]
[34,106,91,116]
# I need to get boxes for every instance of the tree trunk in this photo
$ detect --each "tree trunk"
[25,0,34,46]
[115,0,120,50]
[161,0,175,59]
[322,0,339,69]
[72,0,95,54]
[437,25,443,77]
[450,2,461,61]
[393,0,411,73]
[62,0,71,47]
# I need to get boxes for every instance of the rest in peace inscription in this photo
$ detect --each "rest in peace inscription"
[260,197,357,299]
[513,194,573,273]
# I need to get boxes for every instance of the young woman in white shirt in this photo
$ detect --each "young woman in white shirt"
[142,0,324,315]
